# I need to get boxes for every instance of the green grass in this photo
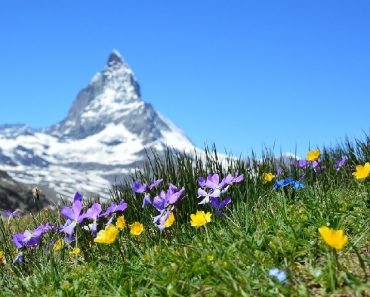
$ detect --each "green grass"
[0,140,370,296]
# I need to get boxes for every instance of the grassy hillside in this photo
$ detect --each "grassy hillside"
[0,139,369,296]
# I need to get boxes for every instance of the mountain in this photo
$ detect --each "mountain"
[0,50,196,201]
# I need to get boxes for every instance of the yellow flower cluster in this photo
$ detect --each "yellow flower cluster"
[69,247,81,256]
[306,149,320,161]
[263,172,275,184]
[352,162,370,180]
[116,216,126,230]
[94,225,119,244]
[130,222,144,236]
[190,211,212,227]
[0,251,4,264]
[164,212,175,228]
[53,239,65,251]
[318,226,348,250]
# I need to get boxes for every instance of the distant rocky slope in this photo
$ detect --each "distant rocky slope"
[0,170,50,211]
[0,50,197,200]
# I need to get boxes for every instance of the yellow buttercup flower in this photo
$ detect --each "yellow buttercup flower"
[116,216,126,230]
[53,239,64,251]
[94,225,119,244]
[318,226,348,250]
[352,162,370,180]
[307,149,320,161]
[69,247,81,256]
[164,212,175,228]
[130,222,144,236]
[0,251,4,264]
[263,172,275,184]
[190,211,212,227]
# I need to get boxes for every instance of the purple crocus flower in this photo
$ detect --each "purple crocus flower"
[335,156,348,171]
[198,177,206,188]
[64,235,75,245]
[133,179,163,208]
[312,160,324,173]
[100,200,128,218]
[210,196,232,216]
[13,252,24,265]
[84,203,102,235]
[276,166,284,176]
[73,192,83,202]
[296,160,309,168]
[60,200,86,235]
[12,224,54,249]
[152,184,185,229]
[1,209,22,219]
[198,173,243,205]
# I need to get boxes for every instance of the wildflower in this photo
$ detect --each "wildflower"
[268,268,287,283]
[64,236,75,245]
[263,172,275,184]
[210,196,231,216]
[60,198,86,236]
[296,159,309,168]
[318,226,348,250]
[1,209,22,220]
[100,200,128,218]
[197,173,243,205]
[352,162,370,180]
[152,184,185,229]
[132,179,163,208]
[13,252,24,265]
[94,225,119,244]
[273,177,304,190]
[0,251,4,264]
[311,160,324,173]
[164,212,175,228]
[190,211,212,227]
[12,224,54,249]
[69,247,81,256]
[130,222,144,236]
[335,156,348,171]
[307,149,320,161]
[276,166,284,176]
[116,216,126,230]
[292,180,304,190]
[53,239,64,251]
[73,192,83,202]
[84,203,102,235]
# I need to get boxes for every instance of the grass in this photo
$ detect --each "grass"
[0,139,370,296]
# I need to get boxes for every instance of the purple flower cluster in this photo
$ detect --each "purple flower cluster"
[295,159,324,173]
[132,179,163,208]
[13,225,54,249]
[11,192,128,263]
[197,173,244,215]
[133,180,185,230]
[1,209,22,219]
[335,156,348,171]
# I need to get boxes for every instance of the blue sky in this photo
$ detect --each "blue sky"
[0,1,369,157]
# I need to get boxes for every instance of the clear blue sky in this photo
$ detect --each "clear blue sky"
[1,0,369,157]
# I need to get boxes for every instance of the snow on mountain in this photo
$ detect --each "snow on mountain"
[0,50,196,200]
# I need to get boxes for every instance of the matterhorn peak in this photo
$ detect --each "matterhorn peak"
[107,49,124,66]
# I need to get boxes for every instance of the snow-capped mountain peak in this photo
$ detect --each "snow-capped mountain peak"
[0,51,196,200]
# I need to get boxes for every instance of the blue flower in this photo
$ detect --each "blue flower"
[273,177,304,190]
[268,268,287,283]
